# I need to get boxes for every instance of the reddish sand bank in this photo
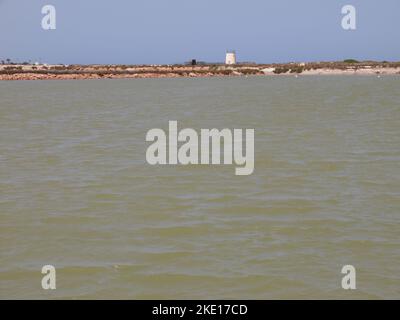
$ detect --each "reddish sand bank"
[1,62,399,80]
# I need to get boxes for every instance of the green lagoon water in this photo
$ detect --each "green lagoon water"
[0,76,399,299]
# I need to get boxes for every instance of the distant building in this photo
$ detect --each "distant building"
[225,51,237,65]
[185,60,207,66]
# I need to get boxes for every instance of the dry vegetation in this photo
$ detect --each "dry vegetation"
[0,60,399,80]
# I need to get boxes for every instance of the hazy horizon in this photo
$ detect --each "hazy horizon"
[0,0,399,65]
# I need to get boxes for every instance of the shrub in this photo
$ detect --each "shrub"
[343,59,359,63]
[273,67,290,74]
[290,67,304,73]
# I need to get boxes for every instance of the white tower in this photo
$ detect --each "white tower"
[225,51,237,65]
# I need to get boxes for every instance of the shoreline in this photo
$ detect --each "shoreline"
[1,61,399,80]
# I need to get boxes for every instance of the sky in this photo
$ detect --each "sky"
[0,0,399,64]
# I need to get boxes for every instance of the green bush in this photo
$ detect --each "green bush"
[290,67,304,73]
[273,67,290,74]
[343,59,359,63]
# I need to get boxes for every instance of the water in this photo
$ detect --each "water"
[0,76,399,299]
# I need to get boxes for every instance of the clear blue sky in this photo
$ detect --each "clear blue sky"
[0,0,399,64]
